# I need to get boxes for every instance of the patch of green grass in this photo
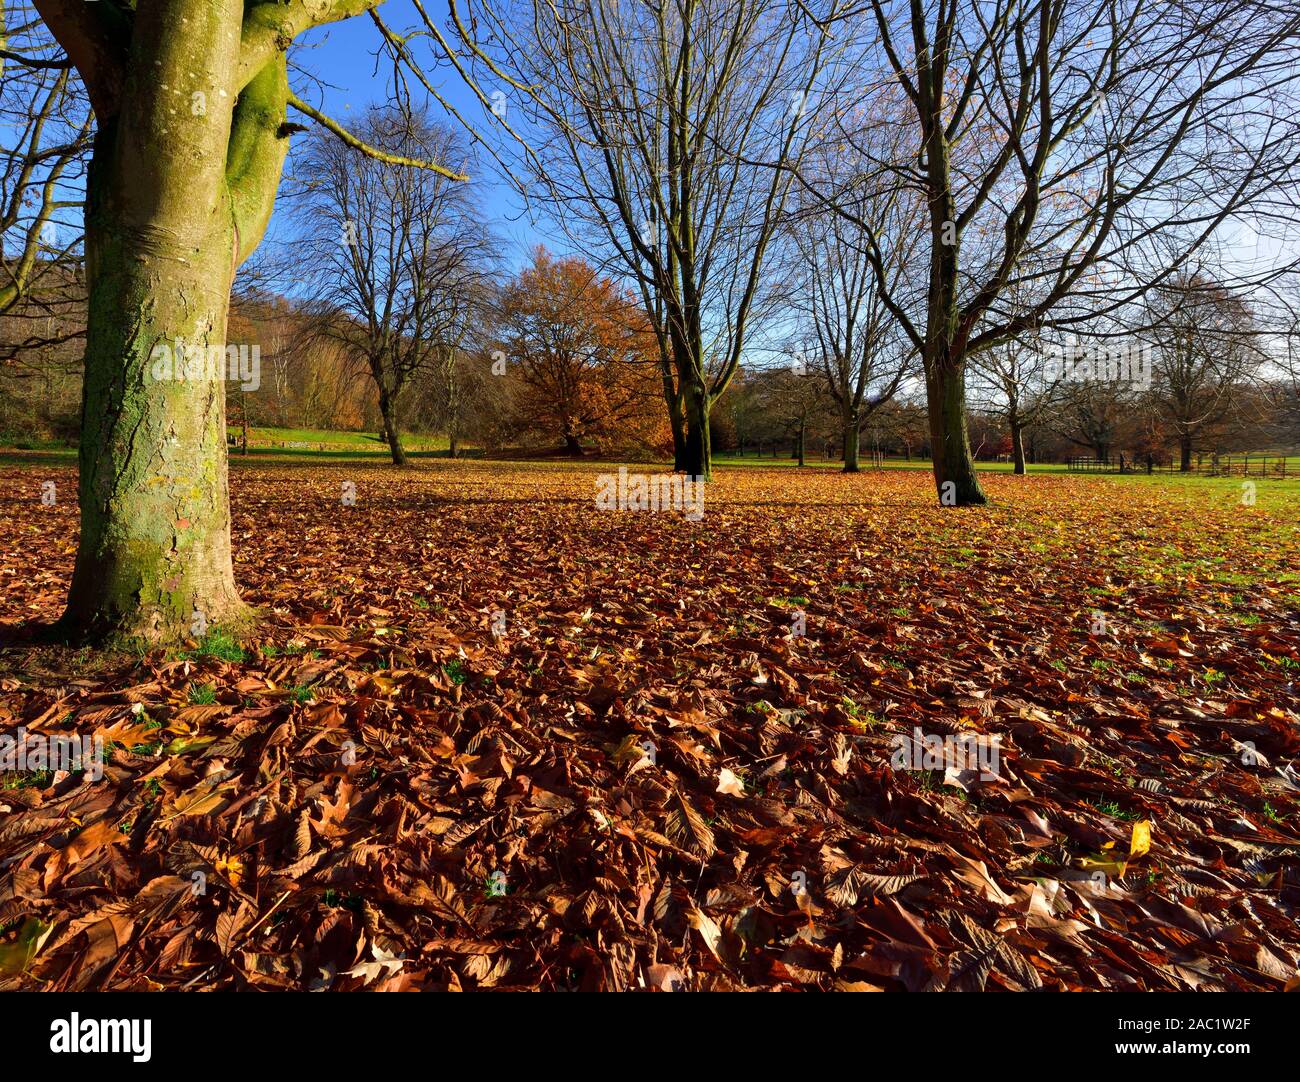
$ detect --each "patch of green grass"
[176,629,246,663]
[443,659,468,686]
[841,697,882,729]
[286,684,315,704]
[1092,799,1140,821]
[187,683,217,705]
[321,889,364,912]
[2,770,53,791]
[767,595,808,608]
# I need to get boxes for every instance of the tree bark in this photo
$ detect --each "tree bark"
[926,355,986,505]
[797,419,806,467]
[1179,433,1193,472]
[843,415,860,473]
[64,199,246,640]
[1010,421,1026,475]
[377,386,407,466]
[682,382,711,480]
[63,84,248,638]
[666,382,687,471]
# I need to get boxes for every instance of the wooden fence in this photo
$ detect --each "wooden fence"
[1068,455,1294,477]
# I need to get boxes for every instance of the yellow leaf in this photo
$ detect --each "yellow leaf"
[1129,820,1152,859]
[215,854,244,888]
[165,735,217,756]
[1080,855,1127,878]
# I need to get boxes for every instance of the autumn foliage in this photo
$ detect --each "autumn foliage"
[2,461,1298,990]
[497,248,668,455]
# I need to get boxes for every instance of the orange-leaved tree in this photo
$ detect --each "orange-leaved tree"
[496,248,664,454]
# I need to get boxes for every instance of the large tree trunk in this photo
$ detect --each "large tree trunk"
[1010,420,1027,475]
[682,382,711,480]
[64,185,246,640]
[377,387,407,466]
[59,4,282,643]
[797,419,806,467]
[926,354,986,505]
[562,431,583,456]
[658,356,687,470]
[843,414,861,473]
[670,419,687,471]
[1179,433,1193,472]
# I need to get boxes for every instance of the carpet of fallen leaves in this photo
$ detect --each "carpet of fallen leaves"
[1,459,1299,991]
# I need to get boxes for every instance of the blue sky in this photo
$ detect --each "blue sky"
[270,5,552,273]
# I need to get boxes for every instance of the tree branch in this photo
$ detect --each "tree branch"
[287,92,468,179]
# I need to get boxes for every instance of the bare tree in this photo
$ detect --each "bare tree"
[788,174,919,472]
[1145,273,1265,469]
[0,8,90,364]
[1051,378,1138,464]
[295,107,491,465]
[471,0,847,478]
[808,0,1300,504]
[969,336,1066,473]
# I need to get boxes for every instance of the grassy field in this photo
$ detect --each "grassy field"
[227,425,454,453]
[6,426,1299,485]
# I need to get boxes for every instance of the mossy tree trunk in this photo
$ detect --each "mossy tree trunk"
[62,3,290,642]
[925,352,986,505]
[923,175,986,507]
[36,0,462,643]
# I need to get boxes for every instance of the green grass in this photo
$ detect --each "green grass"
[187,683,217,705]
[232,425,450,449]
[174,630,246,664]
[7,430,1298,485]
[1091,799,1141,821]
[225,426,467,460]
